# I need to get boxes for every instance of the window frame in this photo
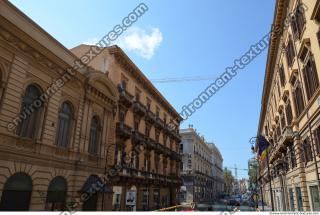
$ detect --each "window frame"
[56,101,74,148]
[88,116,101,155]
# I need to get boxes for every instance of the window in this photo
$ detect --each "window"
[289,144,297,168]
[164,114,167,124]
[302,56,319,100]
[264,125,269,137]
[303,138,313,163]
[56,102,73,148]
[135,88,141,101]
[134,116,140,131]
[285,100,293,125]
[45,176,67,211]
[146,98,151,110]
[16,85,43,138]
[156,106,160,117]
[312,1,320,23]
[155,129,160,142]
[120,75,128,90]
[88,116,100,155]
[286,38,295,67]
[291,5,306,40]
[293,82,305,117]
[314,126,320,154]
[280,113,286,131]
[0,173,32,211]
[317,30,320,46]
[289,188,295,211]
[145,123,151,137]
[279,65,286,87]
[296,187,303,211]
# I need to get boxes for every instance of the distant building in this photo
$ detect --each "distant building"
[239,178,249,194]
[179,126,223,203]
[207,142,224,198]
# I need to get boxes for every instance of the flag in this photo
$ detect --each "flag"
[257,135,271,161]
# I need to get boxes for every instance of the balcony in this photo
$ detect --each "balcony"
[132,131,145,144]
[133,100,146,116]
[145,138,157,150]
[271,126,294,161]
[145,110,156,123]
[155,117,164,129]
[116,122,132,140]
[117,84,134,107]
[170,151,181,161]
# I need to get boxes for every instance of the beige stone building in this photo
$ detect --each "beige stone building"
[257,0,320,211]
[71,44,183,211]
[179,127,219,204]
[0,0,120,211]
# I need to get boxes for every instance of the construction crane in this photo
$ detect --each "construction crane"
[225,164,248,181]
[150,75,217,83]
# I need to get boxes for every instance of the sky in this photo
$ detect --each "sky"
[9,0,275,179]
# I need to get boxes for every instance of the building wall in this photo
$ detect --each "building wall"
[258,0,320,211]
[0,1,119,211]
[179,127,223,203]
[71,45,182,211]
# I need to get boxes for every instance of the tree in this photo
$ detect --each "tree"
[223,168,235,195]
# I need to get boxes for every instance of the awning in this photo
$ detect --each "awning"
[80,175,113,193]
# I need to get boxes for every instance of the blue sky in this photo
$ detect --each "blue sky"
[10,0,275,179]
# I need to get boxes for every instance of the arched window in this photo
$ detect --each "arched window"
[56,102,73,148]
[0,173,32,211]
[45,176,67,211]
[88,116,101,155]
[17,84,43,138]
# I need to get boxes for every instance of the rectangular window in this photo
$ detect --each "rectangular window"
[293,84,305,117]
[279,65,286,87]
[286,39,295,67]
[296,187,303,211]
[310,185,320,211]
[303,57,319,100]
[303,138,313,163]
[146,98,151,110]
[317,30,320,46]
[289,144,297,168]
[280,113,286,131]
[291,6,305,40]
[289,188,295,211]
[285,100,293,125]
[314,127,320,154]
[135,88,141,101]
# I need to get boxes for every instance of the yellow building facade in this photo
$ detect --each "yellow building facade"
[71,44,183,211]
[0,1,119,211]
[258,0,320,211]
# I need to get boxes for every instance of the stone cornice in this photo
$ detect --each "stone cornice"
[258,0,289,134]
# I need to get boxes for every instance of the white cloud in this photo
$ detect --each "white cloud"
[83,37,99,45]
[117,27,163,59]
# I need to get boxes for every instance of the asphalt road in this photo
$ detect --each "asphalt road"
[197,203,255,212]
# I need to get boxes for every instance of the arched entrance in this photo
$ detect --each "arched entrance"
[0,173,32,211]
[45,176,67,211]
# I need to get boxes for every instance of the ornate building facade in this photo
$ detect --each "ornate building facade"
[257,0,320,211]
[207,142,224,199]
[0,0,119,211]
[179,126,223,204]
[71,45,183,211]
